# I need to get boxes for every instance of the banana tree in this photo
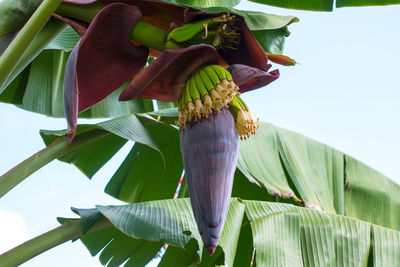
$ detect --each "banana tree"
[0,0,399,266]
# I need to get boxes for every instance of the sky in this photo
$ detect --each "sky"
[0,1,400,266]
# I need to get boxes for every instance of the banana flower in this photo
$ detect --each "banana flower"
[62,1,283,255]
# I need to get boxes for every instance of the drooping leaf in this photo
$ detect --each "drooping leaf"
[39,125,123,177]
[44,118,399,231]
[69,208,164,267]
[371,224,400,267]
[98,199,204,257]
[276,126,344,213]
[237,123,299,201]
[40,114,158,178]
[70,198,244,266]
[66,199,400,267]
[344,155,400,230]
[330,214,371,266]
[244,201,399,267]
[244,201,303,266]
[22,49,68,116]
[45,25,80,51]
[104,116,183,202]
[235,121,399,230]
[299,207,336,266]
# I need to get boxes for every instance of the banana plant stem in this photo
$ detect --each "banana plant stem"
[0,129,110,198]
[0,213,112,266]
[0,220,82,267]
[0,0,62,91]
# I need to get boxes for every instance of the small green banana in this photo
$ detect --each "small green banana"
[204,66,230,102]
[203,65,220,86]
[182,80,192,106]
[193,71,212,116]
[235,94,248,110]
[188,76,203,119]
[200,68,224,110]
[209,65,236,95]
[199,69,215,92]
[188,76,200,100]
[229,95,242,110]
[225,69,233,81]
[194,71,209,97]
[210,65,227,80]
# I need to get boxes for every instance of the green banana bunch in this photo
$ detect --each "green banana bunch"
[228,95,259,140]
[178,65,257,139]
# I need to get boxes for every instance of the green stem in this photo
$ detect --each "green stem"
[131,21,173,52]
[0,129,110,198]
[55,2,104,23]
[0,220,82,267]
[55,3,178,52]
[0,19,67,93]
[0,0,62,90]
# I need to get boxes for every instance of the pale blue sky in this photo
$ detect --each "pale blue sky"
[0,1,399,266]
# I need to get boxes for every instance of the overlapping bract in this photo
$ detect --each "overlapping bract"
[63,3,148,140]
[180,108,239,255]
[119,45,219,102]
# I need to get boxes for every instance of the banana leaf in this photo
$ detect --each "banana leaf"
[248,0,400,11]
[40,114,159,178]
[237,122,400,230]
[41,118,400,231]
[6,115,395,266]
[61,198,399,266]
